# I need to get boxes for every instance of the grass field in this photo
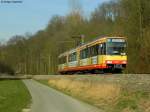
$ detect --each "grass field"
[0,80,31,112]
[38,74,150,112]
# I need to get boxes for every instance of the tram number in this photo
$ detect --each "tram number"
[108,39,125,42]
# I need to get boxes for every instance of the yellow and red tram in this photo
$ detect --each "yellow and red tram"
[58,36,127,74]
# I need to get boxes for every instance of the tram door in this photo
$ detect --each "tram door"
[99,43,106,65]
[90,45,99,65]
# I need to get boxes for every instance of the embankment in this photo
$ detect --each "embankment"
[39,74,150,112]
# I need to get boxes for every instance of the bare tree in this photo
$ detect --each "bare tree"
[68,0,83,14]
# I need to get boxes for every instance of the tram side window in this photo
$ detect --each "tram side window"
[69,52,77,62]
[59,56,67,64]
[90,45,99,57]
[80,48,88,59]
[99,43,106,55]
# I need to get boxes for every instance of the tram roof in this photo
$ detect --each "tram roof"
[58,36,125,57]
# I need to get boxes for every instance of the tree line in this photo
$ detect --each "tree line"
[0,0,149,75]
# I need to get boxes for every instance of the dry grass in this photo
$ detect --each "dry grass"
[139,99,150,112]
[122,107,135,112]
[41,74,150,112]
[48,78,121,109]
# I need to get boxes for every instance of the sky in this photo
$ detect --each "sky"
[0,0,110,42]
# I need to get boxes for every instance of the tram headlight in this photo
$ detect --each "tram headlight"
[106,61,112,64]
[122,61,127,64]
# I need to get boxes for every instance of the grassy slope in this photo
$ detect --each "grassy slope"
[0,80,31,112]
[37,74,150,112]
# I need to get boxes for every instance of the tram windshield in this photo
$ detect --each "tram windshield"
[106,38,126,55]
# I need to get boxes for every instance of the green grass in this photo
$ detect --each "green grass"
[0,80,31,112]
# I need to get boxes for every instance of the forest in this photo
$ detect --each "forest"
[0,0,150,75]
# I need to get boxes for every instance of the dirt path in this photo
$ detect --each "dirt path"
[23,80,103,112]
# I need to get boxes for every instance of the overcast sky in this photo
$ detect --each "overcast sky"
[0,0,110,42]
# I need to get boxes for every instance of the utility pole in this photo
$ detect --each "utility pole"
[72,34,85,46]
[81,34,85,45]
[138,0,143,39]
[48,55,51,75]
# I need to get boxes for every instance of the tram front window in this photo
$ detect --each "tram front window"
[106,39,126,55]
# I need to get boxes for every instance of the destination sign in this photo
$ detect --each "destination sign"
[107,38,125,42]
